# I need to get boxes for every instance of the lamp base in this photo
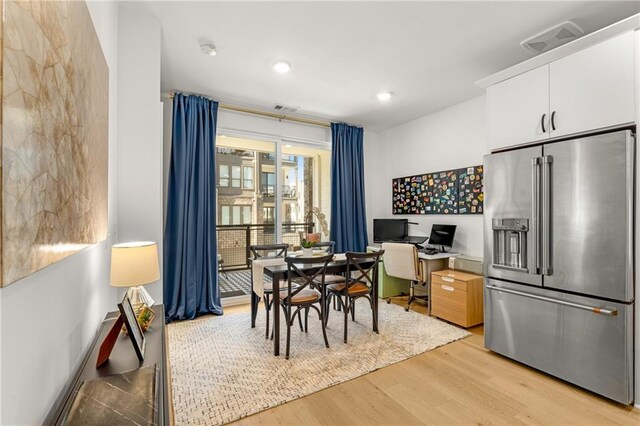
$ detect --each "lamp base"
[126,286,155,307]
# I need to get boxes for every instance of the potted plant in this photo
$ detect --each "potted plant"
[301,238,316,257]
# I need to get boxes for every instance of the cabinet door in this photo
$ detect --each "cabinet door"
[487,65,549,151]
[549,32,635,138]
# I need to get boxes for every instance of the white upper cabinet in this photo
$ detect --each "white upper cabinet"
[486,31,636,151]
[487,66,550,151]
[549,31,635,138]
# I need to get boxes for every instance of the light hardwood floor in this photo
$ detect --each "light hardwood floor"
[222,299,640,425]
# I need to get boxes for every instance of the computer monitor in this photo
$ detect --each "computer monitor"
[427,224,457,251]
[373,219,408,243]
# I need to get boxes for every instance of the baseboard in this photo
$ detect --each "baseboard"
[221,295,250,307]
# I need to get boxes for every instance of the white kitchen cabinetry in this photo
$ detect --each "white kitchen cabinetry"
[549,32,635,139]
[487,66,549,151]
[487,31,635,151]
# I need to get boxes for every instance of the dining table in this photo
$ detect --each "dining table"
[250,254,378,356]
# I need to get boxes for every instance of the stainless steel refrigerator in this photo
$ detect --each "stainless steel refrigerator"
[483,129,635,404]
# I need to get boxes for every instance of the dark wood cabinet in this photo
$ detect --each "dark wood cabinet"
[45,305,170,425]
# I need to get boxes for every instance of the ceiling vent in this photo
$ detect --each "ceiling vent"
[521,21,584,54]
[273,104,299,113]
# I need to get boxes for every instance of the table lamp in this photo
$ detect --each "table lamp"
[110,241,160,308]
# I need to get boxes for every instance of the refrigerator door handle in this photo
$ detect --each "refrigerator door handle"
[531,157,541,274]
[485,285,618,316]
[541,155,553,276]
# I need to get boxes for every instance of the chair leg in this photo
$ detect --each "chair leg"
[264,294,271,339]
[343,295,349,343]
[351,298,356,322]
[285,304,292,360]
[367,296,379,333]
[297,309,304,331]
[304,307,309,333]
[406,284,414,312]
[324,293,333,326]
[320,303,330,348]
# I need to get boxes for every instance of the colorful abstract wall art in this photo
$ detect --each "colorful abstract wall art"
[1,0,109,286]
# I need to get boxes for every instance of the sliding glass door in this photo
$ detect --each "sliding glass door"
[216,136,330,299]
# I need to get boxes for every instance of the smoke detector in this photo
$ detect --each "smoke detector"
[521,21,584,54]
[273,104,299,113]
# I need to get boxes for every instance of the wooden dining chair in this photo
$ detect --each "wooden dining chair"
[250,243,302,339]
[325,250,384,343]
[281,254,334,359]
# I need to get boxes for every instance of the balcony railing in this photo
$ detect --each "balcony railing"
[260,185,297,198]
[217,222,314,270]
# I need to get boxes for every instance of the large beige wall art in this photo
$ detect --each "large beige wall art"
[1,0,108,286]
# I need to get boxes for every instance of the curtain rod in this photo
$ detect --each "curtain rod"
[168,91,331,128]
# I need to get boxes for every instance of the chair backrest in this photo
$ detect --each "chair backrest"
[381,243,423,282]
[314,241,335,254]
[283,254,334,300]
[250,243,288,259]
[344,251,384,293]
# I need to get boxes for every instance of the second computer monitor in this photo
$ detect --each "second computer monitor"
[427,224,457,250]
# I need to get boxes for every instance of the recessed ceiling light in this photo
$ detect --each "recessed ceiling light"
[273,61,291,74]
[200,43,217,56]
[284,144,293,148]
[376,91,393,101]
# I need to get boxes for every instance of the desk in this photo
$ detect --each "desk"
[367,245,459,305]
[251,257,377,356]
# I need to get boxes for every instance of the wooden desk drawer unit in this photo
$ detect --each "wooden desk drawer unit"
[431,269,484,327]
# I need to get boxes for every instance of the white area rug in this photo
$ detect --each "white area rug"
[168,301,471,425]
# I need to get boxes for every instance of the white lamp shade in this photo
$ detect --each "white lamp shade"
[110,241,160,287]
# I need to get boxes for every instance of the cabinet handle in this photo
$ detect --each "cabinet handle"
[551,111,556,131]
[441,276,455,283]
[541,113,546,133]
[441,285,454,292]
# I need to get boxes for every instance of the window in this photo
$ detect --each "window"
[220,205,252,225]
[219,164,241,187]
[219,164,229,187]
[261,172,275,195]
[263,207,275,224]
[231,166,241,188]
[243,166,254,189]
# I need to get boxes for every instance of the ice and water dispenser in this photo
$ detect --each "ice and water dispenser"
[491,218,529,272]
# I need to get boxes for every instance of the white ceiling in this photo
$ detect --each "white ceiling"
[145,1,640,132]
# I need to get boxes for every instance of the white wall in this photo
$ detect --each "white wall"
[117,5,163,303]
[633,27,640,410]
[0,2,119,424]
[366,96,488,257]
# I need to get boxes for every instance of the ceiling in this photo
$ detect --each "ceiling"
[145,1,640,132]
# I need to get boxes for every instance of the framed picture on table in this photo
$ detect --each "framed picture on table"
[118,294,146,361]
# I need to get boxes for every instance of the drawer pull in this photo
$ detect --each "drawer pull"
[441,276,455,283]
[441,285,454,292]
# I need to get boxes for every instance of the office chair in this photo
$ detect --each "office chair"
[381,242,428,312]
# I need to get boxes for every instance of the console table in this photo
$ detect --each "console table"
[45,305,170,425]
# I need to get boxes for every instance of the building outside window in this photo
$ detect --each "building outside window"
[263,206,275,224]
[219,164,230,186]
[261,172,275,195]
[231,165,241,188]
[243,166,254,189]
[220,205,252,225]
